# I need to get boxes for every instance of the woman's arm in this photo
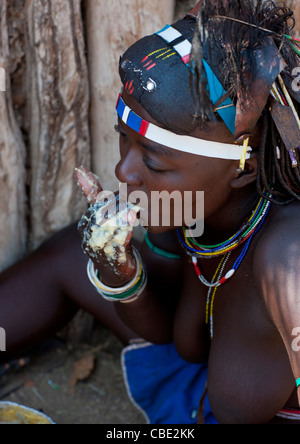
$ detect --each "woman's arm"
[0,224,139,362]
[0,227,78,361]
[76,167,183,344]
[115,230,183,344]
[255,223,300,406]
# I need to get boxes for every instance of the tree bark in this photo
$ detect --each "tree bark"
[286,0,300,37]
[0,0,27,271]
[25,0,91,250]
[86,0,175,191]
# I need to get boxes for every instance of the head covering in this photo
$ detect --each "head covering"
[118,0,300,163]
[119,16,207,135]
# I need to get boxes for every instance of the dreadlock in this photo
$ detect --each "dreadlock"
[190,0,300,205]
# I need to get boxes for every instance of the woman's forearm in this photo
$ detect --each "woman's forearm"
[115,284,174,344]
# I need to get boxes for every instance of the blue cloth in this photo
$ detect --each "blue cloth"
[122,342,218,425]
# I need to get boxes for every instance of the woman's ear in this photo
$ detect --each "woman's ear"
[231,153,259,189]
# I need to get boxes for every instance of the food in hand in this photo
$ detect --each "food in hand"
[75,166,139,264]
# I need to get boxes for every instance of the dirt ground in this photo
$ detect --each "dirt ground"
[0,324,145,425]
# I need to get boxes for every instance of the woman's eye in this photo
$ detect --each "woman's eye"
[114,125,167,173]
[143,158,167,174]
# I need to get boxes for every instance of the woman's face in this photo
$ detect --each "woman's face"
[115,91,239,234]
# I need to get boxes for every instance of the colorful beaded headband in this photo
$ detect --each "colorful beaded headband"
[116,94,252,161]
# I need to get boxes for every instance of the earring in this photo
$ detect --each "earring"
[236,137,250,174]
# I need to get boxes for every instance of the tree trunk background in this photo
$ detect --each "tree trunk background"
[86,0,175,191]
[0,0,27,272]
[0,0,91,271]
[0,0,299,272]
[286,0,300,37]
[25,0,91,250]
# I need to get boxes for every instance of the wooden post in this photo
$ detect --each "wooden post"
[86,0,175,191]
[25,0,91,250]
[0,0,27,271]
[288,0,300,37]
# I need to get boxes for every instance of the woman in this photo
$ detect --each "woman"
[76,0,300,424]
[1,0,300,424]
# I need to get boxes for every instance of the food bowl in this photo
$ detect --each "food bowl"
[0,402,54,424]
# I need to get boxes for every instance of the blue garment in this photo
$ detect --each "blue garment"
[122,342,218,425]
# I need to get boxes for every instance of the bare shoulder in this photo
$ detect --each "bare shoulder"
[253,203,300,322]
[254,201,300,272]
[253,202,300,395]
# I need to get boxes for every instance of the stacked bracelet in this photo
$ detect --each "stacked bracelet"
[87,247,147,304]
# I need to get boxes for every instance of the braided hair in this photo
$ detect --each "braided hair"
[191,0,300,205]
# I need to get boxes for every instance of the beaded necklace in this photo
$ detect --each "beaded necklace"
[177,191,272,339]
[206,252,231,339]
[177,192,271,259]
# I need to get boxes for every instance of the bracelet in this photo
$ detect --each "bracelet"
[87,247,147,304]
[296,378,300,388]
[87,249,143,295]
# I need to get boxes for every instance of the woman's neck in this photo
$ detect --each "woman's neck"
[199,185,260,245]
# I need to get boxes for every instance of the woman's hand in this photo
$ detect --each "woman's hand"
[75,166,138,286]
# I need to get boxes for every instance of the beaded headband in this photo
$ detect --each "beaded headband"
[116,94,252,161]
[156,25,236,135]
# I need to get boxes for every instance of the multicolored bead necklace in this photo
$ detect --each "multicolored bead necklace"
[177,192,271,259]
[177,191,272,339]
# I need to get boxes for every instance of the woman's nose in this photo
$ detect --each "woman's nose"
[115,151,143,187]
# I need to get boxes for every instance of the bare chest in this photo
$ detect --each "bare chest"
[173,254,296,422]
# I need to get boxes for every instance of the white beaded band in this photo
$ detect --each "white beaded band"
[116,94,252,161]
